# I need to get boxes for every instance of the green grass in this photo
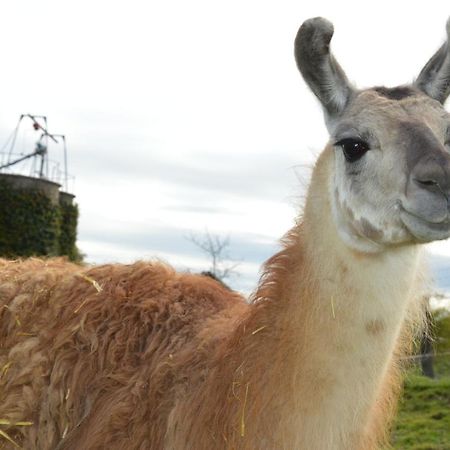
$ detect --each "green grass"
[390,311,450,449]
[391,373,450,450]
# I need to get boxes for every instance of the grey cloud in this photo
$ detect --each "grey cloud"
[160,205,236,215]
[81,224,279,266]
[73,146,302,201]
[57,110,307,202]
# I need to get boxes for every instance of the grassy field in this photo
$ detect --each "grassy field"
[391,374,450,449]
[390,312,450,450]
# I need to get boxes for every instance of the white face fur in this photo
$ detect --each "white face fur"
[294,17,450,253]
[329,89,450,252]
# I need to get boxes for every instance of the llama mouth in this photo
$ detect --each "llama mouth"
[399,207,450,242]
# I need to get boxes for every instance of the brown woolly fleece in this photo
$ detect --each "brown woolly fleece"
[0,258,249,449]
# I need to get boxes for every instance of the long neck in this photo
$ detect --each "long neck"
[224,149,423,449]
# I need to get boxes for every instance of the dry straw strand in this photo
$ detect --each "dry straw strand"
[0,420,32,426]
[240,383,250,437]
[0,429,20,448]
[251,326,266,335]
[77,274,103,293]
[1,362,11,378]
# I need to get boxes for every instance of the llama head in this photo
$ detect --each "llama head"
[295,17,450,252]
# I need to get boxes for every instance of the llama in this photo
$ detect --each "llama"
[1,16,450,450]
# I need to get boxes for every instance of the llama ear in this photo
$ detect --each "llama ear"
[414,18,450,104]
[294,18,354,119]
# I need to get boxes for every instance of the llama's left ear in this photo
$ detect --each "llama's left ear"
[294,18,355,119]
[415,18,450,104]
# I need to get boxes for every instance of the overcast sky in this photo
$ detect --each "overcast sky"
[1,1,450,295]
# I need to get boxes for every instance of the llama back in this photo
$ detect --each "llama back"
[0,258,247,449]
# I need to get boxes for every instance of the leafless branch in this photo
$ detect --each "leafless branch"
[186,230,240,281]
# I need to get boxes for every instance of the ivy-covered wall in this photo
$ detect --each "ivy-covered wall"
[59,200,81,261]
[0,178,80,261]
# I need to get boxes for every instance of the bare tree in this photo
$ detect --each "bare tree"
[187,231,240,282]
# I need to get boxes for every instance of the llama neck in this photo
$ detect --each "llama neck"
[238,150,422,449]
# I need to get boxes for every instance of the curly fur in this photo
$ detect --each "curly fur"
[0,258,248,449]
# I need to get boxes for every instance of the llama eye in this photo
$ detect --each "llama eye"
[335,138,370,163]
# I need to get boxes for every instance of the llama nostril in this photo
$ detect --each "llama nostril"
[413,177,449,200]
[414,178,439,188]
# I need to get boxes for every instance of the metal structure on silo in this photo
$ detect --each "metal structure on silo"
[0,115,80,261]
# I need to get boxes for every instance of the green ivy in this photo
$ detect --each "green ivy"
[0,179,80,261]
[59,200,82,261]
